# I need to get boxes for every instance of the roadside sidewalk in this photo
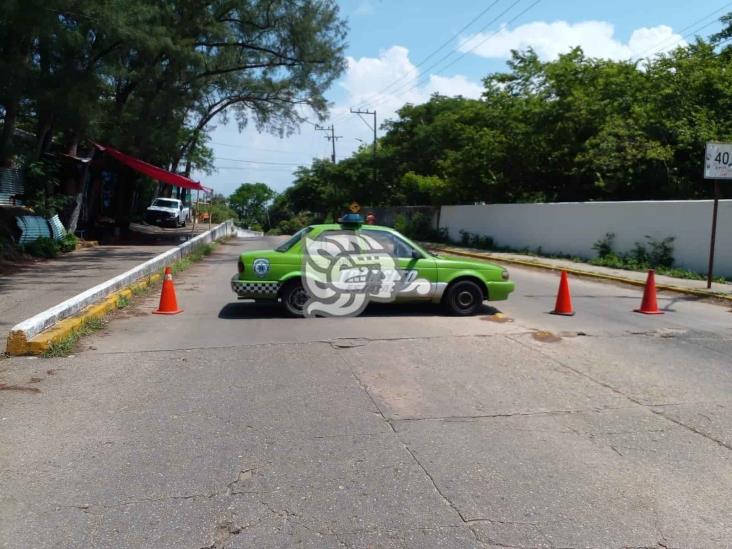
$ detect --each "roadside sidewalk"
[0,244,167,349]
[425,243,732,301]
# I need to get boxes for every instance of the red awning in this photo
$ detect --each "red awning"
[94,143,212,193]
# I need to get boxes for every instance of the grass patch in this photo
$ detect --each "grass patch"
[130,281,152,297]
[43,316,106,358]
[587,255,727,283]
[42,240,221,358]
[171,242,218,275]
[447,231,728,284]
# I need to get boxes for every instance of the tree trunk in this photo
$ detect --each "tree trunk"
[67,192,83,235]
[66,134,79,157]
[0,99,19,166]
[33,113,54,160]
[67,151,88,235]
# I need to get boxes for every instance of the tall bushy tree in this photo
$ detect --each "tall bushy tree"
[277,18,732,215]
[0,0,348,174]
[229,182,275,226]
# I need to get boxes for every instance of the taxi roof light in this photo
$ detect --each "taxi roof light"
[338,213,364,227]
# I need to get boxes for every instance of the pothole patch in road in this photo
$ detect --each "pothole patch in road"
[201,520,243,549]
[628,328,687,338]
[480,313,514,323]
[331,338,370,349]
[531,330,562,343]
[0,383,41,394]
[560,331,588,338]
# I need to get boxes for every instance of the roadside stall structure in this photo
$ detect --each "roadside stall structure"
[86,144,213,236]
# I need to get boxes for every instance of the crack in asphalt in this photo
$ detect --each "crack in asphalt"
[505,334,732,453]
[388,405,638,426]
[61,468,270,514]
[83,332,535,356]
[344,363,490,548]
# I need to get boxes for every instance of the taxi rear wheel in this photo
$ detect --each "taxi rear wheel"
[281,280,309,317]
[444,280,483,316]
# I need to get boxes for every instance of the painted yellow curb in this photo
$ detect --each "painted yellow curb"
[6,273,161,356]
[428,245,732,304]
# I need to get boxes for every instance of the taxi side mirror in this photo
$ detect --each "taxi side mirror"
[411,249,422,260]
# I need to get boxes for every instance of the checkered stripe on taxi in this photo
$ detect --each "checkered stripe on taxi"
[231,279,281,297]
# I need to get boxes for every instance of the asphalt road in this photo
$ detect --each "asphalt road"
[1,235,731,548]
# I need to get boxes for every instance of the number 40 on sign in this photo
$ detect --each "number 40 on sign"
[705,142,732,180]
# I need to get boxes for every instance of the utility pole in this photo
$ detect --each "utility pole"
[315,125,342,163]
[350,108,377,191]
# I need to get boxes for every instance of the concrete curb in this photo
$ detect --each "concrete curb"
[425,244,732,304]
[6,220,236,356]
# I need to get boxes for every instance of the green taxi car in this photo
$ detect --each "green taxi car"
[231,220,515,316]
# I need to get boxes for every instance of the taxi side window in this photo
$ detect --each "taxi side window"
[362,230,415,258]
[319,230,361,253]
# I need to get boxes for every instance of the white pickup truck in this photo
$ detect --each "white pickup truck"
[144,198,190,227]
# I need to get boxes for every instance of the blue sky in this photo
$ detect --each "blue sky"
[196,0,729,196]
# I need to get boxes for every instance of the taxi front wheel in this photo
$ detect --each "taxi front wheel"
[443,280,483,316]
[281,280,309,317]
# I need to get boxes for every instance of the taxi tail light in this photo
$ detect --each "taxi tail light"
[238,259,245,273]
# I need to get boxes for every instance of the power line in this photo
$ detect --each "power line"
[634,2,732,60]
[213,165,301,171]
[213,156,305,166]
[209,141,312,157]
[350,108,377,189]
[377,0,540,107]
[346,0,503,115]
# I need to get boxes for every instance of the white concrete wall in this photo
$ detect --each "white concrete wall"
[439,201,732,276]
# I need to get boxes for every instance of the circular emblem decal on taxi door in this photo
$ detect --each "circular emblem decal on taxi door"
[253,258,270,278]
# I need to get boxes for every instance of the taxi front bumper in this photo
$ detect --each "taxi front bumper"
[485,281,515,301]
[231,274,281,299]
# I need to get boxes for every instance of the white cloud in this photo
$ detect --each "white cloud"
[425,74,483,99]
[198,46,483,194]
[341,46,482,112]
[459,20,686,62]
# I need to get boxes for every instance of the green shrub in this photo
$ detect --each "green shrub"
[58,233,79,253]
[592,232,615,258]
[24,237,60,258]
[645,236,675,268]
[456,230,496,250]
[394,214,408,236]
[277,211,314,234]
[393,212,446,242]
[470,233,495,250]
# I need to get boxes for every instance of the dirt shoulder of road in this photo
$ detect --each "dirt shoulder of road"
[424,243,732,303]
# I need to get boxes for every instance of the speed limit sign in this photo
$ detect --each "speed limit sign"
[704,142,732,179]
[703,142,729,289]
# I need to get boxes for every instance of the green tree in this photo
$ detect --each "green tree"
[229,182,275,226]
[0,0,349,179]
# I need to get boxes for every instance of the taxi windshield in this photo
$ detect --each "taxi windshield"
[275,227,312,252]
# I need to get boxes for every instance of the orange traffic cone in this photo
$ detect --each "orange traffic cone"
[153,266,183,315]
[635,269,663,315]
[550,271,575,316]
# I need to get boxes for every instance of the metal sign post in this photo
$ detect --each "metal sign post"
[703,142,731,288]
